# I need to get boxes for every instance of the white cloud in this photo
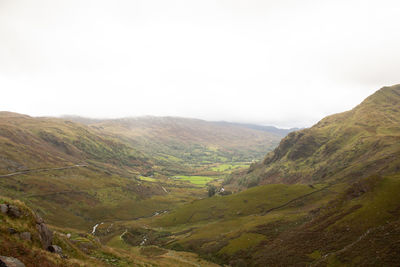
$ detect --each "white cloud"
[1,0,399,128]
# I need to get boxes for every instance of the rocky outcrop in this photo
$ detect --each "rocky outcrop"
[6,206,22,218]
[34,215,53,249]
[48,245,63,255]
[0,256,25,267]
[0,204,22,218]
[0,204,7,214]
[1,203,54,250]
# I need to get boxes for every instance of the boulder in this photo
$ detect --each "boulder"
[7,206,21,218]
[0,256,25,267]
[36,223,53,249]
[19,232,31,242]
[0,204,8,214]
[34,214,44,224]
[48,245,62,255]
[7,228,17,235]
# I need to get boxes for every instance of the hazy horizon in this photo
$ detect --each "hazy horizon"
[1,0,399,128]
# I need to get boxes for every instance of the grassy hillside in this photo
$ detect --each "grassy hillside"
[127,172,400,266]
[0,112,152,176]
[155,183,318,227]
[238,84,400,187]
[0,113,208,230]
[0,195,219,267]
[80,116,282,175]
[0,112,277,231]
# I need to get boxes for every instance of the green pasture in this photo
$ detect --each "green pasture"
[173,175,216,186]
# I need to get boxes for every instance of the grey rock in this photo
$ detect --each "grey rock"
[0,204,8,214]
[48,245,63,255]
[0,256,25,267]
[7,228,17,235]
[34,214,44,224]
[19,232,31,242]
[36,223,53,249]
[7,206,21,218]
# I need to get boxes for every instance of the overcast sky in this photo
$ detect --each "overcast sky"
[1,0,399,128]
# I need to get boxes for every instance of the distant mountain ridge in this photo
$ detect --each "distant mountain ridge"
[62,116,283,174]
[214,121,300,137]
[62,115,297,137]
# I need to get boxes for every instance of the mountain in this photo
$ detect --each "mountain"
[239,84,400,187]
[0,112,151,175]
[0,112,283,229]
[214,121,299,137]
[0,112,177,229]
[0,112,285,266]
[66,116,282,175]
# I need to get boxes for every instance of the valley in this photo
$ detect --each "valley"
[1,85,400,266]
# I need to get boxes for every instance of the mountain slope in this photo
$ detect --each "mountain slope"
[146,174,400,266]
[214,121,299,137]
[0,112,283,230]
[0,195,219,267]
[0,112,152,175]
[82,116,282,175]
[240,84,400,186]
[0,112,180,229]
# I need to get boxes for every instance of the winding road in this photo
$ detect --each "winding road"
[0,164,88,178]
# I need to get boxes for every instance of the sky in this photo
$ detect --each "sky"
[0,0,399,128]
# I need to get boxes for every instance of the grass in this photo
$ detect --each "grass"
[0,194,220,267]
[210,163,250,173]
[138,176,157,182]
[155,183,317,227]
[218,233,266,255]
[173,176,216,186]
[145,174,400,266]
[333,174,400,230]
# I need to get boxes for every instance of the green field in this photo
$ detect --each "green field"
[173,175,216,186]
[138,176,157,182]
[210,163,250,173]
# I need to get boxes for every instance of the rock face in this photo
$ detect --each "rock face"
[0,204,22,218]
[48,245,62,255]
[0,204,8,214]
[36,221,53,249]
[0,256,25,267]
[1,203,54,249]
[7,206,21,218]
[7,228,17,235]
[34,214,44,224]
